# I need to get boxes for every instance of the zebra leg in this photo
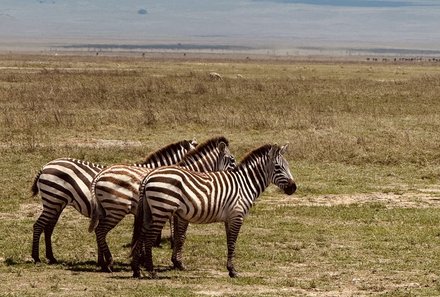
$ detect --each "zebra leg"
[132,221,164,278]
[171,217,189,271]
[32,218,45,263]
[225,217,244,278]
[44,213,62,264]
[94,224,114,272]
[153,217,174,248]
[153,231,163,247]
[131,231,144,278]
[145,221,166,277]
[169,216,175,249]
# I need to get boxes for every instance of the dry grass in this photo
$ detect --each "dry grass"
[1,53,440,296]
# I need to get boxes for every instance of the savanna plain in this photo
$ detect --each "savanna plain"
[1,53,440,296]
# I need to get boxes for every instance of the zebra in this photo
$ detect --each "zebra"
[131,143,296,278]
[30,139,197,264]
[88,136,236,272]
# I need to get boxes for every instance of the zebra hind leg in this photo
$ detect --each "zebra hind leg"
[132,229,159,279]
[131,240,143,278]
[44,218,60,264]
[171,217,189,271]
[153,231,163,247]
[95,223,114,272]
[153,217,175,248]
[32,209,61,264]
[32,220,45,263]
[144,222,165,277]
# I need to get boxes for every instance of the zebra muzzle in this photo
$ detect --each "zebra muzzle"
[284,181,297,195]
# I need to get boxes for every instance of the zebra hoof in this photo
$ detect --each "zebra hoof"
[228,270,238,278]
[147,271,157,279]
[32,257,41,264]
[101,265,112,273]
[172,261,186,271]
[132,271,141,278]
[47,258,58,265]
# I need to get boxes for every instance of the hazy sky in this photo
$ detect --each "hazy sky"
[1,0,440,50]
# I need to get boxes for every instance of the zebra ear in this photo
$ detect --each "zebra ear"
[186,138,198,150]
[269,145,278,159]
[218,141,226,152]
[280,143,289,155]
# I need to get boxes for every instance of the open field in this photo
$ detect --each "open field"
[1,53,440,296]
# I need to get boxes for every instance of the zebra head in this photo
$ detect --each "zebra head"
[217,141,237,171]
[269,144,296,195]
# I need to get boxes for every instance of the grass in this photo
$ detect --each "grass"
[1,53,440,296]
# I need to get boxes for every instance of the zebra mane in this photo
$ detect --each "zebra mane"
[177,136,229,165]
[139,139,193,165]
[63,158,106,169]
[235,144,274,169]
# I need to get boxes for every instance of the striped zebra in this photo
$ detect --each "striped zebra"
[88,136,236,272]
[131,144,296,278]
[30,139,197,264]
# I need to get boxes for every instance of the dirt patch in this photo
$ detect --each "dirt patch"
[0,138,143,149]
[0,202,41,220]
[265,189,440,209]
[63,138,143,148]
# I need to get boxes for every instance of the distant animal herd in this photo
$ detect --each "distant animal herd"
[31,136,296,278]
[366,57,440,62]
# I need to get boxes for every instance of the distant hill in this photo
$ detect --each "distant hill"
[1,0,440,56]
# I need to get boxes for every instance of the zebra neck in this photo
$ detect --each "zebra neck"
[234,159,271,206]
[138,147,186,168]
[179,148,218,172]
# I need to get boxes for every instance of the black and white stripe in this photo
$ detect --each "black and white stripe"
[131,144,296,278]
[30,139,196,264]
[89,136,236,272]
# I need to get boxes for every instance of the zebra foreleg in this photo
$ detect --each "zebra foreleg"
[171,217,189,270]
[225,217,244,278]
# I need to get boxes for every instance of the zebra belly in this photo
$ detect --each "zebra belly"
[175,208,226,224]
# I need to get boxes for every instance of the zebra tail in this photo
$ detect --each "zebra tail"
[88,177,104,233]
[88,199,103,233]
[31,170,42,197]
[131,176,151,256]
